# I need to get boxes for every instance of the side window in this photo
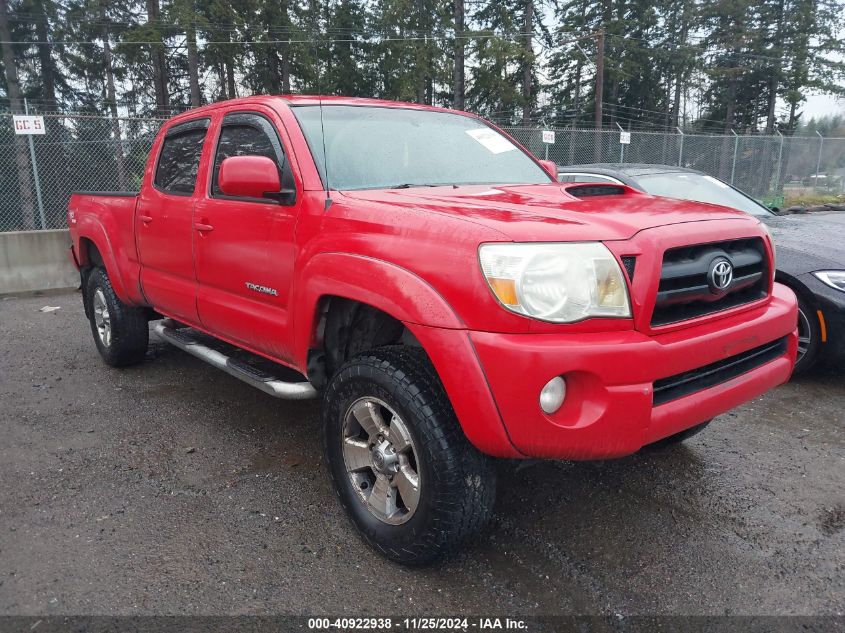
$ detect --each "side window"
[576,174,617,183]
[212,113,286,196]
[154,120,209,195]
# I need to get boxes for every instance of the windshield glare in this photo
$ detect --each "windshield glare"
[292,105,552,191]
[636,172,773,216]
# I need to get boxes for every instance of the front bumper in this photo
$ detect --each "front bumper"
[468,283,797,459]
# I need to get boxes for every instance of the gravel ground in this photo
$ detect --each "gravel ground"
[0,290,843,617]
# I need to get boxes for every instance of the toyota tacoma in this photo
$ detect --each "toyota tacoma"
[67,96,798,565]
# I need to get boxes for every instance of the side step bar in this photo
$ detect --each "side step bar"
[153,322,318,400]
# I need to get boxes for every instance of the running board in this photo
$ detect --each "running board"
[153,322,318,400]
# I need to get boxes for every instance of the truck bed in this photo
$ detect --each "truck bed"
[72,191,139,197]
[67,191,143,304]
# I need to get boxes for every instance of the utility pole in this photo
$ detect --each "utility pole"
[594,30,604,130]
[453,0,465,110]
[593,29,604,162]
[522,0,534,125]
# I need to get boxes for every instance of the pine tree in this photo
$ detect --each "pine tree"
[199,0,242,100]
[468,0,527,123]
[322,0,375,96]
[0,0,38,228]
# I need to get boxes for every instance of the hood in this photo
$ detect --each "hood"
[340,183,759,242]
[761,212,845,274]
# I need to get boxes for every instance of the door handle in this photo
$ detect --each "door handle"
[139,215,153,224]
[194,223,214,233]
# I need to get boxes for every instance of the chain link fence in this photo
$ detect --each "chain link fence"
[0,113,164,232]
[504,127,845,205]
[1,113,843,233]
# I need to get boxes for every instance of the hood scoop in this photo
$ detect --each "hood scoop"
[565,184,628,198]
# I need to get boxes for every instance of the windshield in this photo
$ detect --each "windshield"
[635,172,773,216]
[292,105,552,191]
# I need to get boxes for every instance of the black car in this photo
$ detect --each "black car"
[557,163,845,375]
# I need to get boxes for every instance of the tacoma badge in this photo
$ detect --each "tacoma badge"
[245,282,278,296]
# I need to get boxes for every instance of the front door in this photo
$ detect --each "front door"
[137,117,211,324]
[193,109,299,361]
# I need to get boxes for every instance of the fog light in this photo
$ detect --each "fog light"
[539,376,566,414]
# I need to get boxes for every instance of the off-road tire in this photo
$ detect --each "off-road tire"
[85,267,149,367]
[323,346,496,565]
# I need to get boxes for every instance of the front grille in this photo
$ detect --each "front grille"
[651,238,768,326]
[652,337,787,406]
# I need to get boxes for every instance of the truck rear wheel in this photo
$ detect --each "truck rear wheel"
[85,267,149,367]
[322,346,496,565]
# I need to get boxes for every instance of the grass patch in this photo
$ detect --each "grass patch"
[782,192,845,208]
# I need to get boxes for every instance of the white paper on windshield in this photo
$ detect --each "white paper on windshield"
[465,128,517,154]
[703,175,729,189]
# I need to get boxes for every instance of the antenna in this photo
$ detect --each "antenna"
[314,48,332,211]
[319,95,332,210]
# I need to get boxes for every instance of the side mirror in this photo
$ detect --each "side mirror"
[218,155,295,205]
[539,159,559,180]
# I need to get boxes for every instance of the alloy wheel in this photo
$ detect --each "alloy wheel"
[796,306,812,365]
[92,288,112,347]
[341,397,421,525]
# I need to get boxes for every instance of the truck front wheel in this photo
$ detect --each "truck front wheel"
[85,267,149,367]
[322,346,496,565]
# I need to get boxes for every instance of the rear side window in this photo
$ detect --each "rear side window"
[212,113,285,196]
[154,120,209,195]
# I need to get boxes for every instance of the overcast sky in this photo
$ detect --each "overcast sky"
[800,93,844,120]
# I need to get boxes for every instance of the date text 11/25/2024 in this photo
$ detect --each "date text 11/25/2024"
[307,617,528,630]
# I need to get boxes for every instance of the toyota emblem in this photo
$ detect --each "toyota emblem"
[708,257,733,293]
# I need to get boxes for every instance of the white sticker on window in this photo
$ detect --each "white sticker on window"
[465,128,517,154]
[703,175,729,189]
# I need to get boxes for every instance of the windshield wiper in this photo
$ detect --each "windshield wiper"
[389,183,444,189]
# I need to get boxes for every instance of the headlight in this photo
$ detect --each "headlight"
[479,242,631,322]
[813,270,845,293]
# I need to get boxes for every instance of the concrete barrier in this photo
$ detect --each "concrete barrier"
[0,229,78,295]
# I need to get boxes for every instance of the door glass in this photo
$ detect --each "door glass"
[154,126,208,194]
[212,114,285,196]
[561,173,618,183]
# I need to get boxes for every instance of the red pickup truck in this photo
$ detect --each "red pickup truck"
[68,95,798,564]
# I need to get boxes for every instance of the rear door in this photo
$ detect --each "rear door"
[137,118,211,323]
[193,108,299,360]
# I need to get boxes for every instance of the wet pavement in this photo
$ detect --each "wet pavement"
[0,290,843,616]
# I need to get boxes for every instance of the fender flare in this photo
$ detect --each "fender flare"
[774,270,811,304]
[292,252,520,457]
[293,252,464,364]
[74,216,143,305]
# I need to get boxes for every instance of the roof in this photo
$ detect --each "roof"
[558,163,705,177]
[163,95,468,125]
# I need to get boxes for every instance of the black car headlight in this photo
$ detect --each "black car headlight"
[813,271,845,293]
